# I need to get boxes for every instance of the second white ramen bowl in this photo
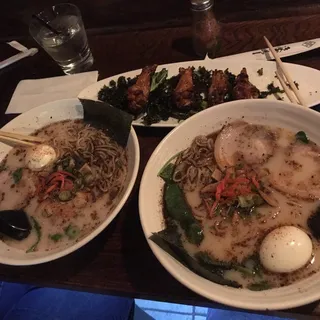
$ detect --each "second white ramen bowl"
[139,99,320,310]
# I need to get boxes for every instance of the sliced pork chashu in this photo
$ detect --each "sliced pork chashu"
[265,142,320,200]
[214,122,277,170]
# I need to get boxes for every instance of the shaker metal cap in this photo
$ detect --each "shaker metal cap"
[191,0,213,10]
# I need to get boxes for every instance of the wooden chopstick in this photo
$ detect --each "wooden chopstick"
[0,130,44,143]
[275,71,297,104]
[264,36,307,108]
[0,135,35,147]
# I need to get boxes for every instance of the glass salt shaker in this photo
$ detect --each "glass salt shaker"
[191,0,221,58]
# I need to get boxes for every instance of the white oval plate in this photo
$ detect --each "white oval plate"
[139,99,320,310]
[0,98,140,265]
[79,59,320,127]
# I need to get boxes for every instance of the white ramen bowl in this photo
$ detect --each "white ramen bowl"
[139,99,320,310]
[0,98,140,266]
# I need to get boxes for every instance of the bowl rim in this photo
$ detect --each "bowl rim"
[139,99,320,310]
[0,98,140,266]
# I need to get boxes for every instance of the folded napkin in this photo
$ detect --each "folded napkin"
[6,71,99,114]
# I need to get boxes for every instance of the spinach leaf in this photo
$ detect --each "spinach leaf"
[12,168,23,184]
[295,131,309,144]
[150,69,168,92]
[49,233,63,242]
[26,217,41,253]
[247,281,272,291]
[195,251,233,269]
[158,163,175,182]
[150,228,241,288]
[158,150,184,181]
[164,183,203,245]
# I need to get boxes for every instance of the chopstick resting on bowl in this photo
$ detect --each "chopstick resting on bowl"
[263,36,307,108]
[0,130,45,147]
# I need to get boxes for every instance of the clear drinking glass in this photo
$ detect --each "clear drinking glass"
[29,3,94,75]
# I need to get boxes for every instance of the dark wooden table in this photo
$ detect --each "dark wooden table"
[0,3,320,316]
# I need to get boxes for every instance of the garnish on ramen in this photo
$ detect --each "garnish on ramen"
[0,120,128,252]
[152,121,320,290]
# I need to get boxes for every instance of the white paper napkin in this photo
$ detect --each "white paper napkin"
[6,71,99,114]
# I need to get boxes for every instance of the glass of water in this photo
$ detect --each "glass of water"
[29,3,94,75]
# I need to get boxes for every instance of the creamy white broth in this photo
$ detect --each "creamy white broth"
[0,120,127,252]
[163,123,320,289]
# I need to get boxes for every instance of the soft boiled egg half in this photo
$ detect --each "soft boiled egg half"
[259,226,313,273]
[25,144,57,171]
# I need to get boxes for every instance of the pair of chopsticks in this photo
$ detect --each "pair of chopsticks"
[263,36,307,108]
[0,130,45,147]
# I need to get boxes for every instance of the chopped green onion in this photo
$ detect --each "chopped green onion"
[150,69,168,92]
[64,224,80,240]
[49,233,63,242]
[295,131,309,144]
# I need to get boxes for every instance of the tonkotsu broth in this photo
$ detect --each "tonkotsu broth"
[0,120,128,252]
[162,122,320,289]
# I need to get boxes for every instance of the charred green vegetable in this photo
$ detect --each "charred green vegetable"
[49,233,63,242]
[257,68,263,76]
[259,82,284,98]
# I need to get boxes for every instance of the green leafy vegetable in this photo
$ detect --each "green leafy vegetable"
[158,150,184,181]
[257,68,263,76]
[150,69,168,92]
[12,168,23,184]
[164,183,203,245]
[295,131,309,144]
[150,227,241,288]
[64,224,80,240]
[26,217,41,253]
[49,233,63,242]
[247,281,272,291]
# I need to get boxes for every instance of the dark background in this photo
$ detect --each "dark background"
[1,0,320,39]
